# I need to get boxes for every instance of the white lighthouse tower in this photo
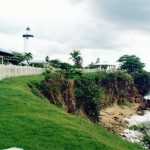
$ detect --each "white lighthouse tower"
[22,26,34,52]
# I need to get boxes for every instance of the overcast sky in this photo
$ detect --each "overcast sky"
[1,0,150,70]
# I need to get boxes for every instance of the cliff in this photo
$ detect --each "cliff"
[32,71,144,123]
[98,72,144,107]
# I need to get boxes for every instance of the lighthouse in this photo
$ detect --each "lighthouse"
[22,26,34,52]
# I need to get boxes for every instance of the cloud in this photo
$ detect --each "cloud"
[89,0,150,31]
[0,0,150,70]
[0,0,124,51]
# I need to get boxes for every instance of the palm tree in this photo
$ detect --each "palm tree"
[45,56,50,63]
[69,50,83,68]
[25,52,33,65]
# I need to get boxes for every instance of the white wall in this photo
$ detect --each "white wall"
[0,64,44,80]
[77,68,116,73]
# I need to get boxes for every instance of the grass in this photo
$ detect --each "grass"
[0,75,144,150]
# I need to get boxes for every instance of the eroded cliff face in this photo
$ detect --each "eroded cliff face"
[34,71,144,123]
[98,74,145,133]
[40,76,76,114]
[98,75,144,107]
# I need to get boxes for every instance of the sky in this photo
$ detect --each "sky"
[0,0,150,70]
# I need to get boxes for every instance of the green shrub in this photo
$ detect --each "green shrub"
[129,125,139,131]
[63,69,83,79]
[143,135,150,148]
[35,70,103,122]
[129,122,150,148]
[117,71,132,80]
[39,73,65,107]
[28,82,44,98]
[74,75,101,122]
[42,70,51,76]
[131,71,150,96]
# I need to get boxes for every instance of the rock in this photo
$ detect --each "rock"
[113,116,119,121]
[129,97,135,103]
[145,99,150,108]
[137,103,146,111]
[135,98,142,103]
[124,120,129,125]
[122,134,127,138]
[119,113,123,116]
[137,111,144,115]
[138,99,150,111]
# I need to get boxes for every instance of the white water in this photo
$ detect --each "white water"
[145,94,150,99]
[125,111,150,125]
[121,111,150,148]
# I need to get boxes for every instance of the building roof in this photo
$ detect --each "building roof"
[96,61,116,66]
[29,60,45,64]
[0,48,13,56]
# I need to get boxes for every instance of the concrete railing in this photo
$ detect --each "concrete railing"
[0,64,45,81]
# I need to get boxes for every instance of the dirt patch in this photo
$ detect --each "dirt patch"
[99,103,140,133]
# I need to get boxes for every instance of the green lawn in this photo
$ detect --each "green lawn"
[0,75,144,150]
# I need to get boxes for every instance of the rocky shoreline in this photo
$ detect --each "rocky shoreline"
[121,110,150,149]
[100,100,150,134]
[99,103,140,133]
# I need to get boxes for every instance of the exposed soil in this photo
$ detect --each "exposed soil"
[100,103,140,133]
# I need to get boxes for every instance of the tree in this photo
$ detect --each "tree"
[87,62,95,69]
[86,58,100,69]
[69,50,83,68]
[24,52,33,65]
[117,55,145,73]
[45,56,50,63]
[131,71,150,96]
[50,59,62,68]
[60,62,72,70]
[4,51,25,65]
[96,58,100,64]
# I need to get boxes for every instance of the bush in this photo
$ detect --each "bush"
[40,73,65,107]
[74,75,101,122]
[63,69,83,79]
[42,70,51,76]
[28,82,44,98]
[129,122,150,148]
[131,71,150,96]
[143,136,150,148]
[32,70,103,122]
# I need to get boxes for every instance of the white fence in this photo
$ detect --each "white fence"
[0,64,45,81]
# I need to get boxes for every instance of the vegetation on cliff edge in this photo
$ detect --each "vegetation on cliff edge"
[33,70,143,123]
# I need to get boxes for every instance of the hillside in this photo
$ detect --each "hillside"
[0,75,144,150]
